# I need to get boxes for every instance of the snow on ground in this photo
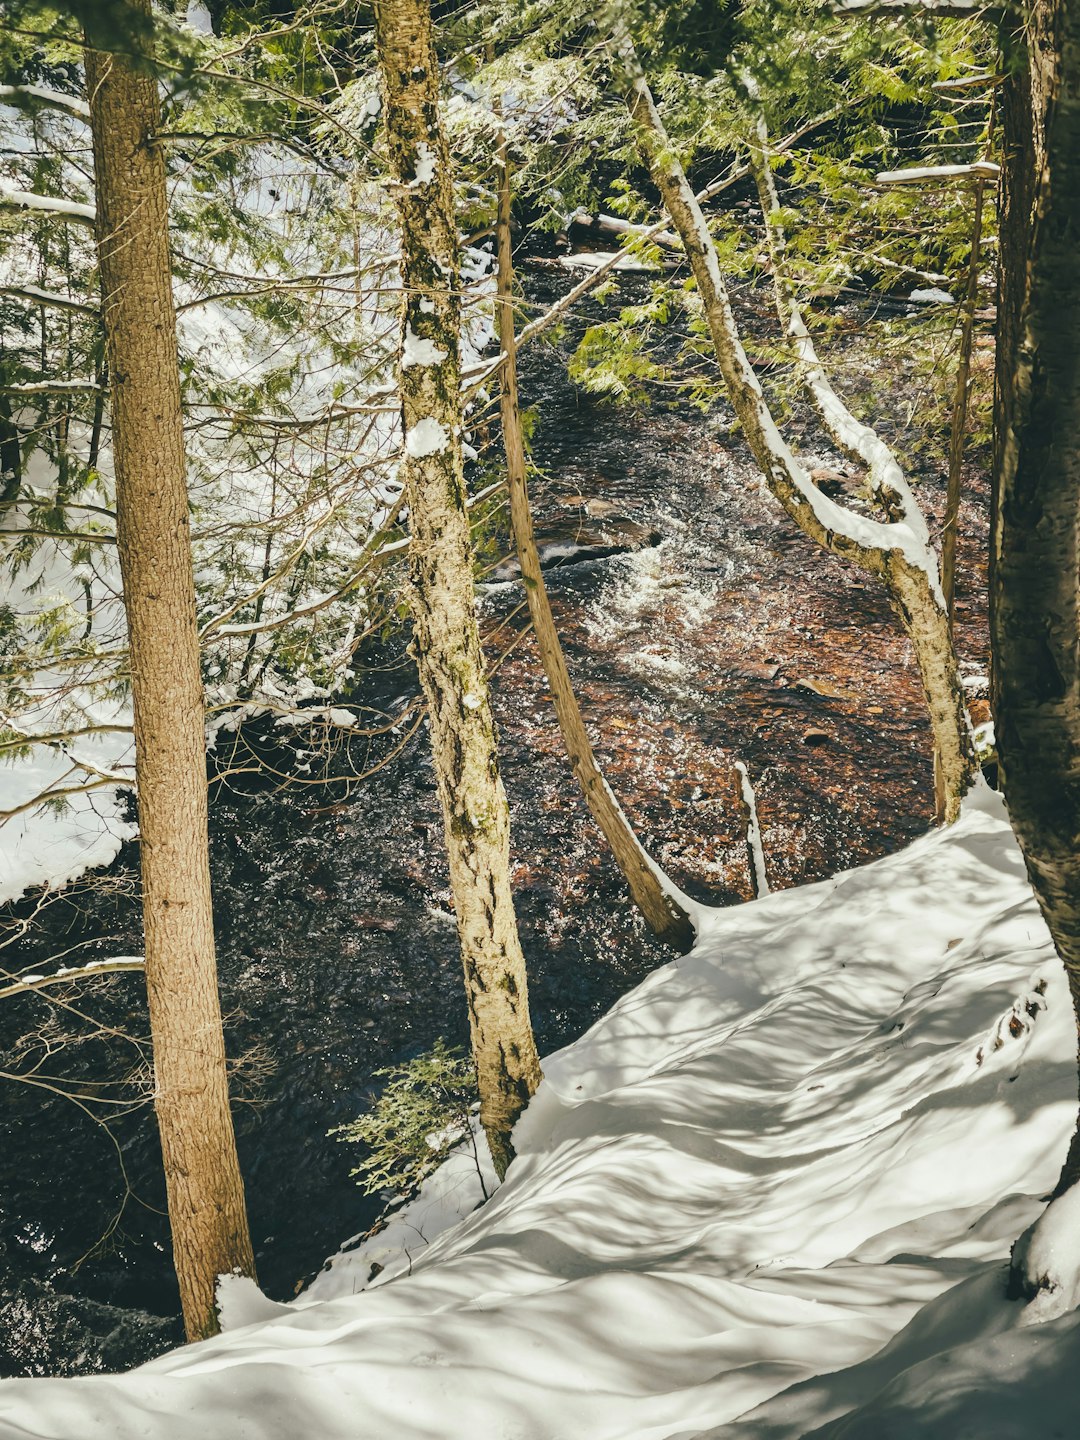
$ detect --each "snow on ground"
[2,789,1079,1438]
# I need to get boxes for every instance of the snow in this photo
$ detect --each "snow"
[404,415,450,457]
[3,794,1078,1438]
[1011,1183,1080,1325]
[735,760,770,897]
[908,287,957,306]
[0,185,95,225]
[559,250,658,273]
[875,162,1000,186]
[410,142,437,187]
[401,324,448,368]
[0,86,90,122]
[184,0,214,34]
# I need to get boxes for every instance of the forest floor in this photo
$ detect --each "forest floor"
[0,259,1002,1375]
[2,786,1077,1439]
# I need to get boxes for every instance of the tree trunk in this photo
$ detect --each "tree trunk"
[373,0,541,1179]
[740,81,974,822]
[940,177,986,622]
[495,135,695,952]
[992,0,1080,1198]
[85,1,255,1342]
[620,44,975,821]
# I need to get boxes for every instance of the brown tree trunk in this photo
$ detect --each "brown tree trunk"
[373,0,541,1179]
[494,136,695,952]
[85,2,255,1342]
[940,177,986,622]
[992,0,1080,1198]
[621,46,975,821]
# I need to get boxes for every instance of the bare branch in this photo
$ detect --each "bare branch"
[0,957,145,1000]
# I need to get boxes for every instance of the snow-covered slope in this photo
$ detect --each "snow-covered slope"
[2,789,1078,1439]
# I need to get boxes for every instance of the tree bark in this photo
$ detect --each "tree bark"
[373,0,541,1179]
[992,0,1080,1198]
[85,1,255,1342]
[940,176,986,622]
[620,45,975,821]
[495,137,695,951]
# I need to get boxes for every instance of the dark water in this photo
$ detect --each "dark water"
[0,260,991,1376]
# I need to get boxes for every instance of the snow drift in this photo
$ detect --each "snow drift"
[2,789,1078,1439]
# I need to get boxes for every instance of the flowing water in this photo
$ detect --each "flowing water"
[0,259,991,1375]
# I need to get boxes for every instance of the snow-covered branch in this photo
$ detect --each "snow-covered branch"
[0,379,102,395]
[0,284,98,316]
[0,84,90,122]
[876,161,1001,186]
[833,0,1002,14]
[735,761,770,899]
[0,186,96,226]
[0,957,145,1001]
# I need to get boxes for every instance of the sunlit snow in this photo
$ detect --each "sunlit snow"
[2,791,1077,1439]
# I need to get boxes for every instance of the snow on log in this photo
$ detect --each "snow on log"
[735,760,770,899]
[875,161,1001,186]
[569,209,683,251]
[834,0,998,13]
[0,186,96,226]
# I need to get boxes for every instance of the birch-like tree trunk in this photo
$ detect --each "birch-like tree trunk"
[495,135,695,952]
[992,0,1080,1200]
[85,0,255,1341]
[739,80,974,821]
[618,40,975,821]
[373,0,541,1178]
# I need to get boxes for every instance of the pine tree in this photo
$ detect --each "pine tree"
[85,0,255,1339]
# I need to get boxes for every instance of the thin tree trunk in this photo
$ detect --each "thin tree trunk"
[85,2,255,1341]
[373,0,541,1179]
[940,176,987,621]
[740,82,974,822]
[494,134,695,952]
[992,0,1080,1199]
[619,44,975,821]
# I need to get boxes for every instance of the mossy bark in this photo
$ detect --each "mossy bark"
[85,0,254,1341]
[373,0,541,1178]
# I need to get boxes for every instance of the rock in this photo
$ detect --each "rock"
[802,728,831,746]
[794,676,859,700]
[810,468,847,497]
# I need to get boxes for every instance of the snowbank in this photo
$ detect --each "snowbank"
[1,793,1078,1439]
